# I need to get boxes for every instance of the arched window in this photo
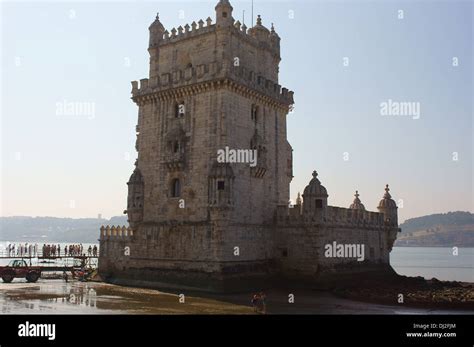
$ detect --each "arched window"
[171,179,181,197]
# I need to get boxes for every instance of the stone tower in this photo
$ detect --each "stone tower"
[99,1,399,292]
[103,0,294,291]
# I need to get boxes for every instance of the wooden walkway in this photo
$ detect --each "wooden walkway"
[0,251,99,259]
[0,251,99,271]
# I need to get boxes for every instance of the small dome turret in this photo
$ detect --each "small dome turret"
[149,13,165,47]
[215,0,234,27]
[249,15,270,40]
[149,12,165,32]
[270,23,280,38]
[302,170,328,215]
[269,23,281,51]
[295,192,302,206]
[378,184,397,209]
[349,190,365,210]
[303,170,328,198]
[377,184,398,226]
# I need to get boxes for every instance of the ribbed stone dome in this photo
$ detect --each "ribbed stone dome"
[149,13,165,32]
[378,184,397,208]
[303,171,328,197]
[349,190,365,210]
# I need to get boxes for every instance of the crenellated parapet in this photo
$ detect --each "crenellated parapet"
[100,225,134,239]
[159,18,216,45]
[326,206,385,226]
[131,63,294,109]
[150,16,280,57]
[277,205,387,229]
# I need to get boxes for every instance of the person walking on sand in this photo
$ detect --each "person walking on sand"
[251,293,260,313]
[259,292,267,314]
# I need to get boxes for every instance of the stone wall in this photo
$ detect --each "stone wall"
[98,221,277,292]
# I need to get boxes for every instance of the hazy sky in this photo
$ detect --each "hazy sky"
[1,0,472,223]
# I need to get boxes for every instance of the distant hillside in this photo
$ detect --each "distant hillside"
[0,216,128,243]
[396,211,474,247]
[2,211,473,246]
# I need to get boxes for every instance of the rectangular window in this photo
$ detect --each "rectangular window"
[217,180,225,191]
[315,199,323,208]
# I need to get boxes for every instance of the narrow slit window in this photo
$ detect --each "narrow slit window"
[171,179,181,197]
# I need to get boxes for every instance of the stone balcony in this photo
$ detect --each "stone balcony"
[164,152,185,170]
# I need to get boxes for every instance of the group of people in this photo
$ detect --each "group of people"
[5,243,98,258]
[6,243,38,257]
[251,292,267,314]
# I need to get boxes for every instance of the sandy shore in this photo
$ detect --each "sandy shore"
[1,279,473,314]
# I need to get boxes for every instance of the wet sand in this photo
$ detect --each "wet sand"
[1,279,473,314]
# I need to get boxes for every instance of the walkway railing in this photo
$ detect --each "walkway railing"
[0,250,99,259]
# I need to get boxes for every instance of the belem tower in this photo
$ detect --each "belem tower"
[98,0,401,292]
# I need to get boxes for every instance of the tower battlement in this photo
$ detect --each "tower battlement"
[99,225,134,238]
[131,62,294,108]
[152,17,280,57]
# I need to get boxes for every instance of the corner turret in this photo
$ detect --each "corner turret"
[302,170,328,216]
[249,15,270,41]
[269,23,281,51]
[148,13,165,77]
[215,0,234,28]
[149,12,165,47]
[377,184,398,226]
[125,162,144,229]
